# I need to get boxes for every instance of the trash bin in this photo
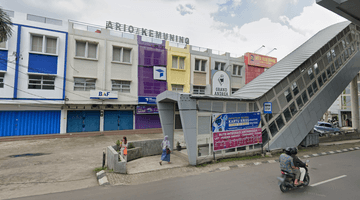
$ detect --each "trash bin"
[301,133,319,147]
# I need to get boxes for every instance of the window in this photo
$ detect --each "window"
[0,39,6,49]
[312,81,318,93]
[172,84,183,92]
[74,78,96,91]
[28,75,55,90]
[232,65,242,76]
[318,76,323,87]
[172,56,185,69]
[322,72,327,83]
[195,59,206,72]
[193,86,205,94]
[301,91,308,104]
[276,115,285,130]
[269,121,278,136]
[291,82,299,96]
[289,102,297,116]
[326,52,332,63]
[284,88,292,102]
[0,73,4,88]
[283,108,292,122]
[31,35,58,54]
[308,68,314,80]
[112,80,130,93]
[313,63,319,75]
[215,62,225,71]
[307,85,314,98]
[113,46,132,63]
[232,88,239,94]
[27,14,62,26]
[296,96,303,109]
[76,41,98,59]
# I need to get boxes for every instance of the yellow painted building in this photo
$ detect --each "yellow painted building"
[166,41,191,93]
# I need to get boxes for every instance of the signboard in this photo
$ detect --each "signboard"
[212,71,230,96]
[212,112,262,151]
[106,21,189,44]
[138,96,157,104]
[136,105,158,114]
[153,66,166,81]
[90,90,118,99]
[245,52,277,68]
[263,102,272,114]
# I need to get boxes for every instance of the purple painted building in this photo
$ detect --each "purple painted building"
[136,36,167,129]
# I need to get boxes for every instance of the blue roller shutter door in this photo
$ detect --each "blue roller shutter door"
[67,111,100,133]
[104,110,133,131]
[0,111,60,137]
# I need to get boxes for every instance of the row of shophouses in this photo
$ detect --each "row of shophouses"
[0,10,277,137]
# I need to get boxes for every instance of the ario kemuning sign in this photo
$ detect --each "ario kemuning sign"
[106,21,190,44]
[90,90,118,99]
[212,71,230,96]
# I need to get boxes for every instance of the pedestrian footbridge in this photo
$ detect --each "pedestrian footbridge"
[157,21,360,165]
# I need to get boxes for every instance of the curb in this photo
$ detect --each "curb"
[96,170,110,186]
[209,146,360,173]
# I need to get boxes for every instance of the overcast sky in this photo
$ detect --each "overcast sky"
[0,0,347,60]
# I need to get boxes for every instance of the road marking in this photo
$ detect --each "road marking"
[321,152,327,155]
[342,149,348,152]
[349,148,354,151]
[336,150,342,153]
[237,164,245,168]
[312,154,319,157]
[219,167,230,171]
[329,151,335,154]
[268,160,277,164]
[355,147,360,150]
[310,175,347,187]
[254,162,261,165]
[303,155,310,158]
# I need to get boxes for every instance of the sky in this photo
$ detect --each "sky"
[0,0,347,60]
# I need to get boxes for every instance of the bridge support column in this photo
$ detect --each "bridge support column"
[351,76,359,131]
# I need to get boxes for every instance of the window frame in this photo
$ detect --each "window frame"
[111,80,131,93]
[0,73,4,88]
[75,40,98,60]
[30,34,59,55]
[28,74,56,90]
[73,77,96,91]
[194,59,206,72]
[112,46,132,64]
[193,86,205,94]
[171,84,184,92]
[172,56,186,70]
[214,61,226,71]
[232,64,242,76]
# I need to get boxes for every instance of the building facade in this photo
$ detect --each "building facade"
[244,52,277,84]
[0,10,68,137]
[64,21,138,133]
[136,35,167,129]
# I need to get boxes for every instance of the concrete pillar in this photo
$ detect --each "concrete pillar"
[100,110,104,132]
[351,76,359,130]
[158,102,175,150]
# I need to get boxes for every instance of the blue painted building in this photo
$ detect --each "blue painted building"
[0,10,68,137]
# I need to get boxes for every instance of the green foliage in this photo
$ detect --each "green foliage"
[94,167,107,172]
[0,8,13,42]
[128,143,135,149]
[116,140,120,146]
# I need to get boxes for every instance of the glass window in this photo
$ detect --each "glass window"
[289,102,297,116]
[193,86,205,94]
[283,108,292,122]
[76,41,86,57]
[195,59,200,71]
[232,65,242,76]
[312,81,318,93]
[113,47,121,62]
[74,78,96,91]
[31,35,43,52]
[215,61,225,70]
[308,68,314,80]
[172,84,183,92]
[264,113,273,122]
[262,129,269,145]
[123,48,131,63]
[221,63,226,71]
[331,48,336,58]
[76,41,98,59]
[0,40,6,49]
[327,67,332,78]
[179,57,185,69]
[269,121,278,136]
[307,85,314,98]
[302,91,308,104]
[284,88,292,102]
[322,72,327,83]
[195,59,206,72]
[172,56,178,68]
[112,80,130,93]
[313,63,319,75]
[0,73,4,88]
[201,60,206,71]
[276,115,285,130]
[87,43,97,59]
[231,88,239,94]
[318,76,323,87]
[326,51,332,63]
[296,96,303,109]
[45,37,57,54]
[291,82,299,96]
[330,64,335,75]
[28,75,55,90]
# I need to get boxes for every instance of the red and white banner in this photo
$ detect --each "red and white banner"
[213,128,262,151]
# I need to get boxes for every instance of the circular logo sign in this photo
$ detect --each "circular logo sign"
[212,71,230,96]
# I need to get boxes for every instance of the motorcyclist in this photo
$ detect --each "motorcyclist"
[290,147,308,184]
[279,147,300,186]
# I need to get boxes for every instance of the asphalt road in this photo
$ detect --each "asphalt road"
[13,150,360,200]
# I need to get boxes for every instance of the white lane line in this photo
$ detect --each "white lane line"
[329,151,335,154]
[254,162,262,165]
[303,155,310,158]
[310,175,347,187]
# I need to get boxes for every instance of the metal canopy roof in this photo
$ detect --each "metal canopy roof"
[317,0,360,27]
[231,21,351,100]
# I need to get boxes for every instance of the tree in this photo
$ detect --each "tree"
[0,7,13,42]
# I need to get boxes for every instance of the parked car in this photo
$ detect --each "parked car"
[314,121,341,137]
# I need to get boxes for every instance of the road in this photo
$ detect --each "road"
[12,150,360,200]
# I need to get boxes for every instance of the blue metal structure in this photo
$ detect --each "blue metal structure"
[67,111,100,133]
[0,111,61,137]
[104,110,133,131]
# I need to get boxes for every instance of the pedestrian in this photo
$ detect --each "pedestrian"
[159,135,171,165]
[121,136,128,161]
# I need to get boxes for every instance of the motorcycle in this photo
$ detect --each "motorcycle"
[277,160,310,192]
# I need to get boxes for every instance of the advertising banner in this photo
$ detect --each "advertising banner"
[138,96,157,104]
[245,52,277,68]
[90,90,118,99]
[153,66,166,81]
[212,71,230,96]
[213,128,262,151]
[136,105,158,114]
[212,112,261,151]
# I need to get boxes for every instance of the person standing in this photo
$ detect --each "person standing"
[159,135,171,165]
[121,136,128,161]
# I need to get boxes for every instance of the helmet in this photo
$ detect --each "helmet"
[284,147,292,155]
[291,147,298,155]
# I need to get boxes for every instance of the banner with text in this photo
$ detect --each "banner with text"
[213,128,262,151]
